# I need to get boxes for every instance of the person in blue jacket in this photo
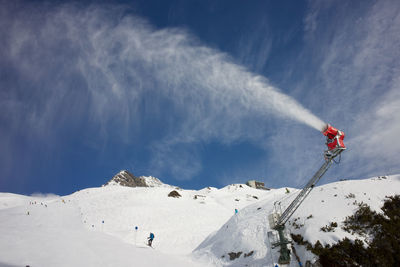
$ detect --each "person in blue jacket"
[148,232,155,247]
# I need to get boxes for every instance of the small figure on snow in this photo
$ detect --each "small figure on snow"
[147,232,155,247]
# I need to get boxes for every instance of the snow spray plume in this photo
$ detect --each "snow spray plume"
[0,3,326,178]
[0,3,325,133]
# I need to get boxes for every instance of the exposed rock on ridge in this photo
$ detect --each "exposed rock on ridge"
[104,170,163,187]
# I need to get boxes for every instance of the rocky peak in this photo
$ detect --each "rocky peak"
[104,170,163,188]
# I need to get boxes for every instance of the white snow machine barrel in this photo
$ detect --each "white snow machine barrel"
[269,124,346,265]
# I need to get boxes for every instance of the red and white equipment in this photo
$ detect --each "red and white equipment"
[270,123,347,264]
[322,124,346,158]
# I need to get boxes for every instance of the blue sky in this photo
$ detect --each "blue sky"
[1,0,400,196]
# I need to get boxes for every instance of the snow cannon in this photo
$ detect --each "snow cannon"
[269,124,347,265]
[322,124,346,158]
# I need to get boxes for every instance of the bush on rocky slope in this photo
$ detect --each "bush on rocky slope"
[293,195,400,267]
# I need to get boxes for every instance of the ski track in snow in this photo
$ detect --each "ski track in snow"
[0,175,399,267]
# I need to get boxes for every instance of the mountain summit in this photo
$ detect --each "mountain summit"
[104,170,163,187]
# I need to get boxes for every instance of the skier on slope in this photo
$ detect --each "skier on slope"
[147,232,155,247]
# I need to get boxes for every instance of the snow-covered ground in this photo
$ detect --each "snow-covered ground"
[194,175,400,266]
[1,175,399,267]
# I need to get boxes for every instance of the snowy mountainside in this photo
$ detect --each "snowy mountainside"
[1,174,399,267]
[71,183,272,255]
[193,175,400,266]
[0,193,36,210]
[0,177,273,267]
[141,175,166,187]
[0,192,205,267]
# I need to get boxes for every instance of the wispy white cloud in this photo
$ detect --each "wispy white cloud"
[0,2,326,182]
[291,0,400,182]
[239,0,400,188]
[4,0,398,190]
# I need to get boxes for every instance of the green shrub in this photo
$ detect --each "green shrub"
[320,222,338,232]
[291,234,309,246]
[311,195,400,266]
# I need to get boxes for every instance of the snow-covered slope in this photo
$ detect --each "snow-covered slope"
[1,175,399,267]
[72,183,271,255]
[0,181,270,266]
[0,193,204,267]
[193,175,400,266]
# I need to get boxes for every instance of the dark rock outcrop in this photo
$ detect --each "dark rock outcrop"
[228,252,242,260]
[168,190,182,198]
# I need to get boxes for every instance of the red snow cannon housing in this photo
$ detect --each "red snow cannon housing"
[322,124,346,153]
